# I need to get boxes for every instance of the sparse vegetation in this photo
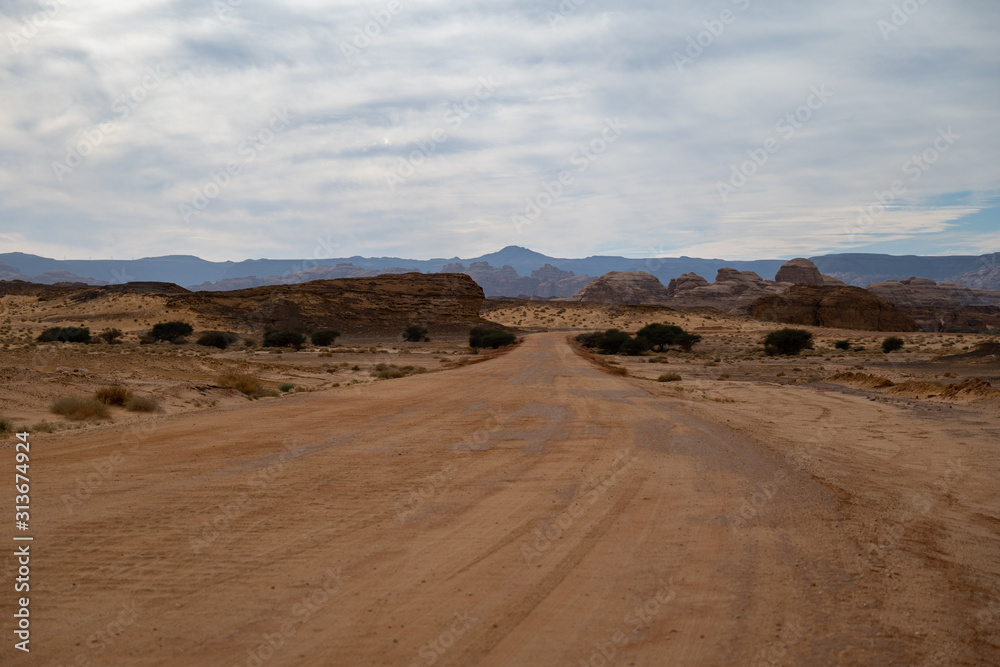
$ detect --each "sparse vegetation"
[279,383,296,392]
[150,321,194,343]
[402,325,429,342]
[98,328,124,344]
[125,396,160,412]
[469,327,516,350]
[371,363,428,380]
[37,326,91,343]
[50,397,110,421]
[311,329,341,346]
[0,417,14,434]
[94,385,134,406]
[833,340,851,350]
[764,328,814,356]
[197,331,239,349]
[217,371,279,399]
[657,373,682,382]
[263,329,306,349]
[882,336,905,353]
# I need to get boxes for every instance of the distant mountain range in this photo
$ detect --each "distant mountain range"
[1,247,998,298]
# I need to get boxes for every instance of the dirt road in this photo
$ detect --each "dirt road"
[5,333,998,665]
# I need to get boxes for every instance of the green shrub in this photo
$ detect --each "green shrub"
[263,329,306,349]
[763,328,814,356]
[402,325,429,342]
[311,329,341,346]
[657,373,682,382]
[197,331,239,349]
[636,323,685,349]
[51,397,110,421]
[674,332,702,352]
[94,385,133,406]
[125,396,160,412]
[575,332,603,348]
[834,340,851,350]
[469,327,516,349]
[37,326,91,343]
[621,336,650,356]
[98,328,123,344]
[882,337,904,353]
[150,321,193,343]
[597,329,632,355]
[278,383,296,392]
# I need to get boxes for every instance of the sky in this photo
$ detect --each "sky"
[0,0,998,262]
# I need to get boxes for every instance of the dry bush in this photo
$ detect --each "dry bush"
[217,371,279,399]
[51,397,110,421]
[657,373,682,382]
[0,417,14,434]
[95,384,134,406]
[125,396,160,412]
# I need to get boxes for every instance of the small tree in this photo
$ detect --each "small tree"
[636,323,685,350]
[597,329,632,355]
[263,329,306,349]
[763,328,814,356]
[834,340,851,350]
[311,329,341,346]
[150,321,193,343]
[882,336,904,353]
[98,328,123,344]
[674,332,702,352]
[575,332,603,349]
[402,325,429,342]
[621,336,650,356]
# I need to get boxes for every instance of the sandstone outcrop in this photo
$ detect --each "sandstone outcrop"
[566,271,671,305]
[775,258,825,285]
[749,284,919,331]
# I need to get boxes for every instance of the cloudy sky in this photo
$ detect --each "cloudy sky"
[1,0,998,262]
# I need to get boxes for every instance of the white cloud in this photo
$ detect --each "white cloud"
[0,0,997,262]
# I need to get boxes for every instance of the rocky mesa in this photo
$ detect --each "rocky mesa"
[748,284,920,331]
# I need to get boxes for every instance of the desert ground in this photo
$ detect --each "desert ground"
[1,296,999,665]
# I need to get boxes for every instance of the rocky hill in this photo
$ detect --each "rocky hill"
[0,273,490,336]
[864,277,1000,332]
[749,285,919,331]
[565,271,671,305]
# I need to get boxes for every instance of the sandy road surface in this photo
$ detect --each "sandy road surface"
[3,333,998,665]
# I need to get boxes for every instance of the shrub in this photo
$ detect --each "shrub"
[311,329,341,346]
[636,323,685,350]
[278,383,296,392]
[597,329,632,355]
[197,331,239,349]
[674,332,702,352]
[125,396,160,412]
[834,340,851,350]
[657,373,682,382]
[98,328,124,344]
[50,397,110,421]
[469,327,516,349]
[575,332,603,348]
[263,329,306,349]
[882,337,905,353]
[621,336,650,356]
[763,328,814,356]
[402,325,429,342]
[0,417,14,434]
[94,385,134,406]
[37,326,91,343]
[150,321,193,343]
[217,371,279,399]
[371,365,427,380]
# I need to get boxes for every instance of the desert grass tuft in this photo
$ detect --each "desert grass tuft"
[95,384,134,406]
[51,397,110,421]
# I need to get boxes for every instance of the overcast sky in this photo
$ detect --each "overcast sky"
[1,0,998,262]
